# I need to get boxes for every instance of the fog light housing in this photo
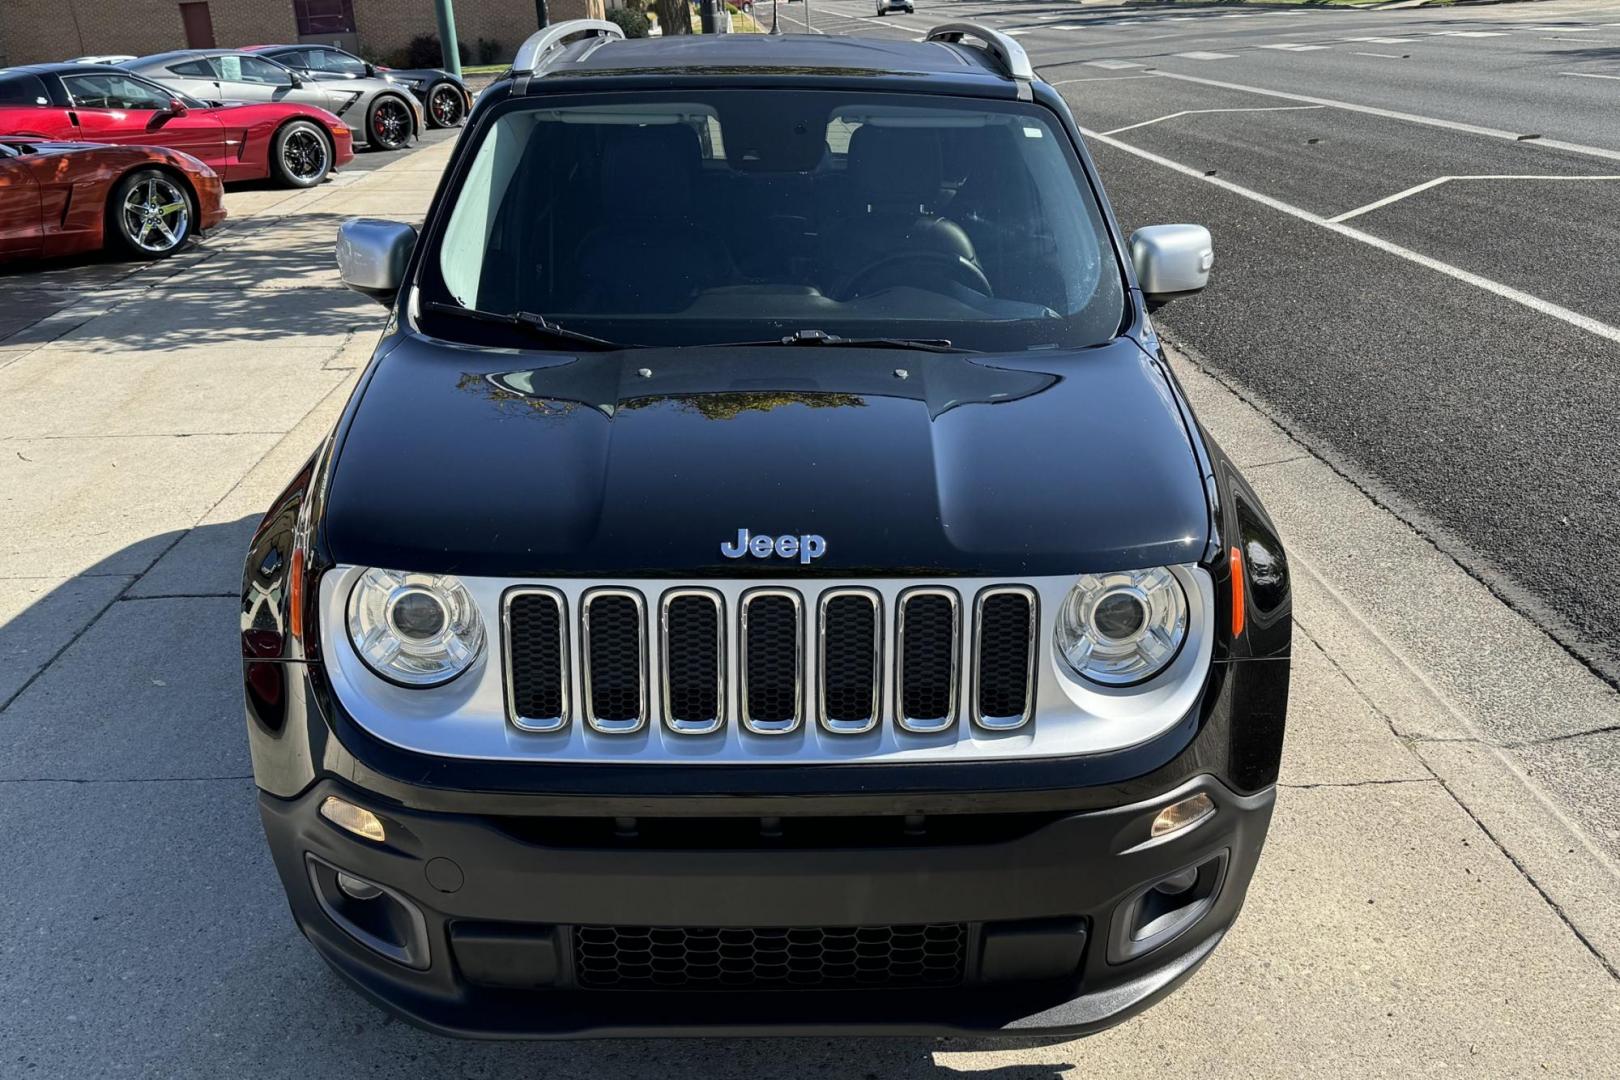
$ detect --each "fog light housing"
[320,795,387,843]
[1151,792,1214,838]
[337,872,384,901]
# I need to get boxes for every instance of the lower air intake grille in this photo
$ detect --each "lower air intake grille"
[975,589,1035,729]
[506,590,566,731]
[573,923,967,990]
[583,591,645,731]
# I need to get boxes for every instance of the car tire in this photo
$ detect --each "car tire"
[426,81,465,128]
[271,119,334,188]
[367,94,414,151]
[107,168,195,260]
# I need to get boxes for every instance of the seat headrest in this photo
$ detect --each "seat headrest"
[847,125,944,209]
[601,124,702,216]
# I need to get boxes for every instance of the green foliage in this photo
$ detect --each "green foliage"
[400,33,471,70]
[605,7,652,38]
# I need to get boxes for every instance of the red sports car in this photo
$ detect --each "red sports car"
[0,136,226,261]
[0,64,354,188]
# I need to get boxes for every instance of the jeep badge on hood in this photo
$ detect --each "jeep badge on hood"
[721,528,827,564]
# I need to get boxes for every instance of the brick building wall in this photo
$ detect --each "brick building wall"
[0,0,602,69]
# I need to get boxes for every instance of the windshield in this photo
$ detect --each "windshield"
[423,90,1126,352]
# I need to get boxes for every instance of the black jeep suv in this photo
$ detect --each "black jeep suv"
[242,20,1291,1039]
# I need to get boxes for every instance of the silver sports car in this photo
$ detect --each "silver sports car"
[121,49,420,151]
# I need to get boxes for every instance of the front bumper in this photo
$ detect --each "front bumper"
[259,773,1273,1039]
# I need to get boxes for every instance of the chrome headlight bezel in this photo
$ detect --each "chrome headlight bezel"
[345,567,486,688]
[1054,566,1191,687]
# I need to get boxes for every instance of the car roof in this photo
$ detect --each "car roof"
[4,62,141,77]
[537,33,1018,86]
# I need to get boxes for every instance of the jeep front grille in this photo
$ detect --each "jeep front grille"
[503,582,1037,740]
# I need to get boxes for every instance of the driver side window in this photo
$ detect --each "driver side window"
[318,49,368,75]
[63,74,171,110]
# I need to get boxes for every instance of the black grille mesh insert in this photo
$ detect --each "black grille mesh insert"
[508,592,564,723]
[744,595,799,725]
[821,594,878,725]
[586,594,643,724]
[901,593,956,723]
[976,593,1033,721]
[665,595,721,724]
[574,923,966,990]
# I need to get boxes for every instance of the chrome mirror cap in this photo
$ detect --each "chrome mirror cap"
[336,218,417,302]
[1130,224,1214,304]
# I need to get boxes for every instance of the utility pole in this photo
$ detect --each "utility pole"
[805,0,812,33]
[433,0,462,77]
[770,0,782,35]
[700,0,718,34]
[535,0,550,29]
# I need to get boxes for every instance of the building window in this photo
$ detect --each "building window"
[293,0,358,36]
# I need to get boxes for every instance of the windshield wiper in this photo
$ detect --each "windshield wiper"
[424,301,636,351]
[708,330,969,353]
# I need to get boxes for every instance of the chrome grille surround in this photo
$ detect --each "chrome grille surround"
[817,587,883,735]
[739,587,804,736]
[895,586,960,734]
[319,566,1216,765]
[580,587,648,735]
[659,588,725,735]
[971,585,1039,732]
[502,585,569,733]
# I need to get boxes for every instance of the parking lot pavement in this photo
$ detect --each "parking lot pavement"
[3,94,1620,1078]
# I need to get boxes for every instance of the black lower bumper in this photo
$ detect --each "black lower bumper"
[258,774,1274,1039]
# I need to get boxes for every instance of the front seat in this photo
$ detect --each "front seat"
[820,125,983,299]
[575,125,732,313]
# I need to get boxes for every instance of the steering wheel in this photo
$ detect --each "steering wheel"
[838,251,994,301]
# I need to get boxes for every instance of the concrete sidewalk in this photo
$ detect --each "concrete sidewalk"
[1,140,1617,1078]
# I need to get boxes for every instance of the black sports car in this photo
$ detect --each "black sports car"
[247,43,472,128]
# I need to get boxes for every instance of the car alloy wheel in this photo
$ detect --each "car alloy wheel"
[428,83,464,127]
[119,174,190,255]
[371,97,412,149]
[282,127,332,184]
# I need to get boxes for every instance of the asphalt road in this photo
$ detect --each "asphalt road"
[776,0,1620,736]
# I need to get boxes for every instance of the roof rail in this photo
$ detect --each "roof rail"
[924,23,1034,96]
[512,18,624,76]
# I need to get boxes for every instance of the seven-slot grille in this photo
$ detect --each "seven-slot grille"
[573,922,967,990]
[503,585,1038,736]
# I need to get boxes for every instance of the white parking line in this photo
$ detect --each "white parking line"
[1562,71,1620,81]
[1175,51,1238,61]
[1048,74,1165,86]
[1259,43,1331,51]
[1084,59,1145,69]
[1354,52,1406,59]
[1329,174,1620,223]
[1102,105,1323,137]
[1078,126,1620,348]
[1141,71,1620,164]
[1343,37,1418,44]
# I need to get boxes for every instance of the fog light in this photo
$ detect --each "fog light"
[1150,792,1214,838]
[337,872,384,901]
[1153,867,1200,896]
[320,796,386,843]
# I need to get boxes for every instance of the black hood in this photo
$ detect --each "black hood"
[322,334,1209,577]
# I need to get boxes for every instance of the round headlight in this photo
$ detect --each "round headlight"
[346,568,485,686]
[1055,567,1188,686]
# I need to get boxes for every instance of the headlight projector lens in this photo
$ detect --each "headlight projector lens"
[1056,567,1189,686]
[347,568,486,686]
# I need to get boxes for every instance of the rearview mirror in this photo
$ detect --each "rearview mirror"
[1130,224,1214,307]
[337,218,417,303]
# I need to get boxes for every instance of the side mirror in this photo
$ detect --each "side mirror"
[1130,224,1214,307]
[287,72,304,88]
[337,218,417,303]
[364,62,378,77]
[164,98,189,118]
